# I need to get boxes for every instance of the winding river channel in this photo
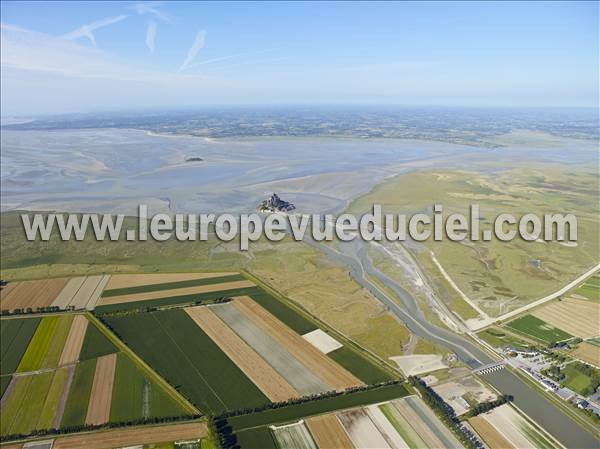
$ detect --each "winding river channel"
[307,237,598,449]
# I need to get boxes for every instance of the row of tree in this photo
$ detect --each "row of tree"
[407,376,484,449]
[0,413,201,443]
[464,395,512,418]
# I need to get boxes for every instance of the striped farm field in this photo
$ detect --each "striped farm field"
[470,415,516,449]
[59,315,89,366]
[17,315,74,372]
[104,272,238,290]
[185,306,300,402]
[61,358,97,428]
[570,342,600,367]
[0,317,40,375]
[102,273,245,297]
[210,302,332,395]
[51,421,208,449]
[271,421,317,449]
[0,372,54,436]
[480,404,562,449]
[0,278,69,312]
[305,414,355,449]
[103,308,269,414]
[109,352,188,422]
[337,408,392,449]
[232,296,363,391]
[505,314,573,344]
[96,280,255,307]
[85,353,117,426]
[532,297,600,339]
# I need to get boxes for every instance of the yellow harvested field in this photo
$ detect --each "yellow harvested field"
[85,353,117,426]
[0,283,18,301]
[233,296,364,390]
[51,277,87,308]
[0,278,69,311]
[306,414,356,449]
[571,342,600,367]
[185,306,300,402]
[105,272,238,290]
[59,315,89,366]
[532,297,600,339]
[52,421,208,449]
[69,275,109,310]
[470,416,516,449]
[97,280,255,306]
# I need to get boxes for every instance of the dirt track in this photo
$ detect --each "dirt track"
[306,414,356,449]
[0,278,69,311]
[105,272,237,290]
[52,421,208,449]
[59,315,89,366]
[185,306,299,402]
[233,296,363,390]
[98,280,255,306]
[85,353,117,426]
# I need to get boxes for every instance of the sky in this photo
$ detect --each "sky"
[1,1,598,115]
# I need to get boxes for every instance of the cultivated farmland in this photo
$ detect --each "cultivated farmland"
[305,414,355,449]
[1,314,190,437]
[469,415,516,449]
[185,305,300,402]
[96,279,255,307]
[477,404,563,449]
[85,353,117,426]
[104,272,238,290]
[0,278,69,312]
[505,315,573,344]
[51,421,208,449]
[210,302,332,395]
[0,317,40,375]
[571,342,600,367]
[271,421,317,449]
[232,296,363,390]
[103,308,269,414]
[532,297,599,339]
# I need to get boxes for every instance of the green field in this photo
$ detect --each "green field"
[101,274,246,297]
[0,371,54,436]
[16,316,60,372]
[328,346,393,384]
[95,285,261,314]
[561,363,599,396]
[0,317,40,375]
[477,328,532,350]
[236,427,278,449]
[36,367,70,429]
[228,383,409,431]
[103,309,269,414]
[61,358,97,428]
[246,289,317,335]
[505,315,573,344]
[573,275,600,301]
[78,321,118,361]
[15,315,75,373]
[110,352,188,422]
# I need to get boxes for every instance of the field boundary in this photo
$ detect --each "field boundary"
[85,312,199,416]
[242,270,402,379]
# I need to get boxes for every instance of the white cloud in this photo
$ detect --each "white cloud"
[131,2,172,23]
[146,20,157,53]
[180,30,206,71]
[59,15,127,46]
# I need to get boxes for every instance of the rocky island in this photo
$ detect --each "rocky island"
[258,193,296,212]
